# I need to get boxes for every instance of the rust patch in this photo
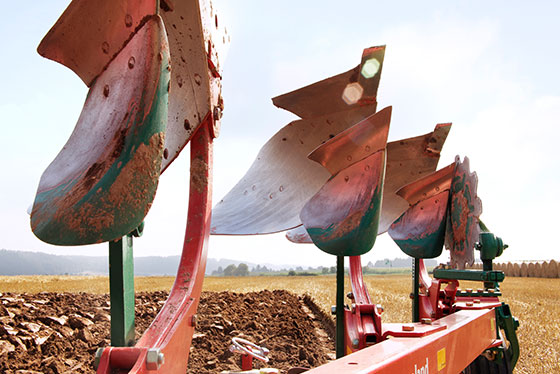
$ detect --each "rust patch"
[82,161,106,191]
[330,210,363,238]
[51,132,164,242]
[112,127,129,158]
[190,156,209,193]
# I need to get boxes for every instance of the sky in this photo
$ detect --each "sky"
[0,1,558,268]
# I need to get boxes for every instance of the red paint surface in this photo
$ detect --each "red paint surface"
[97,115,214,373]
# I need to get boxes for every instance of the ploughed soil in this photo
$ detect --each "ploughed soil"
[0,290,335,374]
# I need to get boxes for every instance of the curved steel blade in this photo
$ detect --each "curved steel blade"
[211,46,385,235]
[379,123,451,233]
[37,0,227,173]
[37,0,157,87]
[31,16,170,245]
[395,162,455,205]
[160,0,229,171]
[301,151,386,256]
[272,46,385,119]
[388,164,455,259]
[446,156,483,269]
[286,225,311,243]
[211,104,378,235]
[299,108,390,255]
[308,107,391,175]
[287,123,452,244]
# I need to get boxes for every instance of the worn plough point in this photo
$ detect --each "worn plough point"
[30,1,519,373]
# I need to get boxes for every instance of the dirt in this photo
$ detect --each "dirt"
[0,290,334,374]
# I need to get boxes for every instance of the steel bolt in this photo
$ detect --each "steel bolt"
[466,301,474,307]
[213,106,222,120]
[376,304,384,313]
[402,325,415,332]
[346,292,354,300]
[191,314,197,327]
[331,306,336,315]
[421,318,432,325]
[351,338,359,348]
[125,14,133,27]
[474,299,481,304]
[146,348,165,370]
[211,107,222,138]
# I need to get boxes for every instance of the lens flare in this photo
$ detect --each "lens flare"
[361,58,380,79]
[342,82,364,105]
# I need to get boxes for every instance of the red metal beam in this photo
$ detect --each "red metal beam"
[97,113,214,373]
[306,308,496,374]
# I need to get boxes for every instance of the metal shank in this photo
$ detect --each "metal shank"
[96,118,214,374]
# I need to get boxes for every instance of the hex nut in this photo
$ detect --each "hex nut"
[146,348,165,370]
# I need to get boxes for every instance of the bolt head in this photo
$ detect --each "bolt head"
[146,348,164,370]
[190,314,197,327]
[331,306,336,315]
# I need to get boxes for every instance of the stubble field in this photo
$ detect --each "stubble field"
[0,274,558,373]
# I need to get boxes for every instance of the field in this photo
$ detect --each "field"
[1,274,558,373]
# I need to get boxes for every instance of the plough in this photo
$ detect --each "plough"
[30,1,519,373]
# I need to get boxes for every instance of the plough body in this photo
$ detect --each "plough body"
[29,1,519,373]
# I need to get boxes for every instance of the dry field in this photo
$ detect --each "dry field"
[0,274,558,373]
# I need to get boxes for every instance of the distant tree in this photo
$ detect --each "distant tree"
[223,264,237,276]
[329,266,336,274]
[211,266,224,276]
[234,263,249,276]
[296,266,303,271]
[321,267,329,274]
[288,270,296,276]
